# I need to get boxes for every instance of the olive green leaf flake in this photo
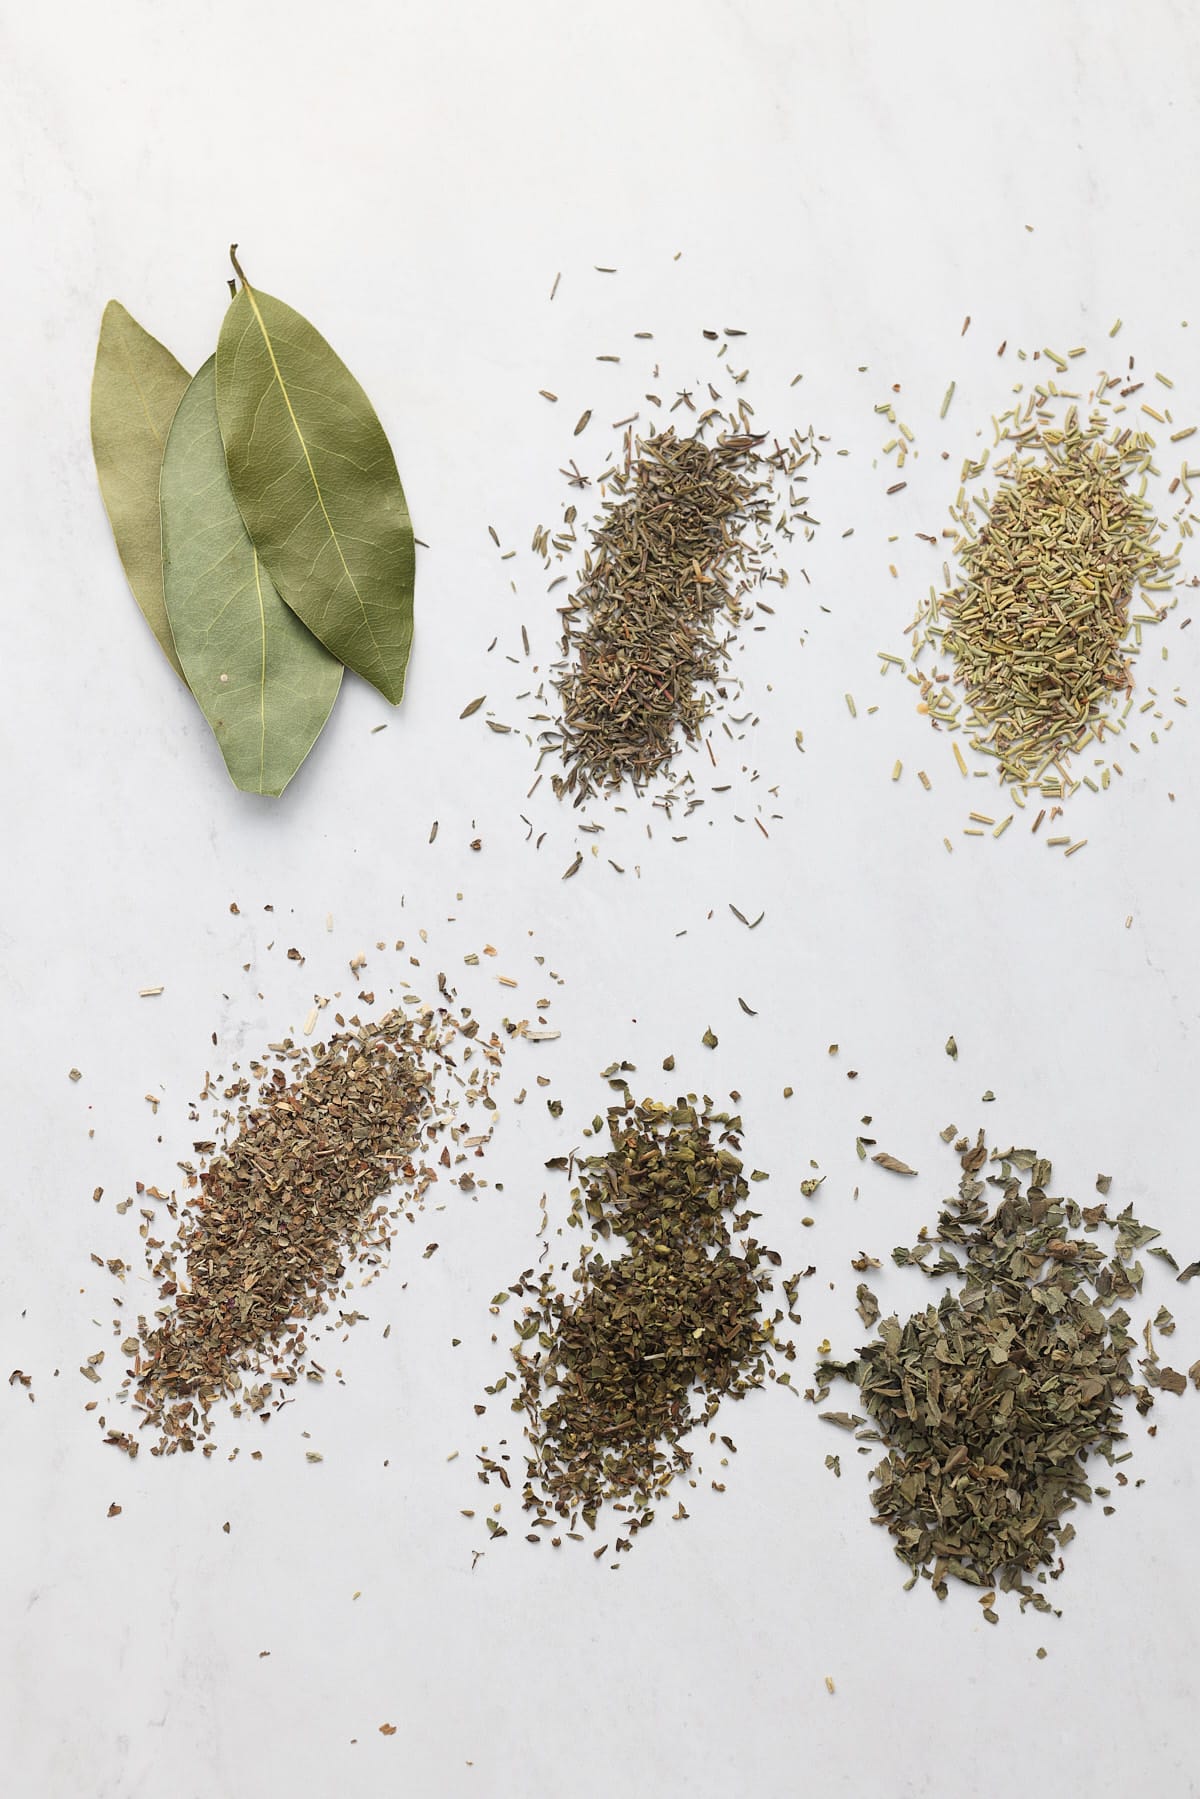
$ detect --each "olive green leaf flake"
[90,301,191,680]
[216,251,414,704]
[161,358,342,796]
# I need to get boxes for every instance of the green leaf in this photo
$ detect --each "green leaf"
[160,358,342,796]
[216,258,414,703]
[90,301,191,681]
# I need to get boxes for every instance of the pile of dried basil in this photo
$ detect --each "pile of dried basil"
[90,249,414,795]
[817,1129,1195,1617]
[479,1086,798,1554]
[90,1003,502,1457]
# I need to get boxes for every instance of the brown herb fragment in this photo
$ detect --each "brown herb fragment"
[872,1153,917,1176]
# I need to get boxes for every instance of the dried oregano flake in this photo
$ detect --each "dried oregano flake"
[478,1087,796,1552]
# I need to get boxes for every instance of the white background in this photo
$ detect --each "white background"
[4,2,1200,1794]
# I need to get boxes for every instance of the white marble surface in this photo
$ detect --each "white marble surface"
[4,1,1200,1793]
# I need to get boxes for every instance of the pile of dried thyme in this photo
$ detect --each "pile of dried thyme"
[548,427,804,800]
[478,1086,798,1553]
[911,370,1185,816]
[90,1004,504,1457]
[469,318,825,846]
[817,1130,1196,1616]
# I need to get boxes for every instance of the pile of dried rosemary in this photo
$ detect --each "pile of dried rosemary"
[93,1005,503,1457]
[913,391,1180,801]
[480,1088,797,1553]
[817,1130,1195,1616]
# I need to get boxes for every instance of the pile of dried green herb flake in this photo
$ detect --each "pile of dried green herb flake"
[910,373,1186,826]
[91,1004,503,1457]
[549,427,810,800]
[816,1129,1195,1617]
[478,1086,799,1554]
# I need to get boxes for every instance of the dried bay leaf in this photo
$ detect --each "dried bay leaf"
[161,359,341,796]
[90,301,190,680]
[216,253,414,704]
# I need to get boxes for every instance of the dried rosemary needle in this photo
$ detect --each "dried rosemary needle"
[912,380,1183,799]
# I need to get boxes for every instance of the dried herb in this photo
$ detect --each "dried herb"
[94,1004,503,1457]
[91,253,417,794]
[90,301,191,680]
[818,1130,1188,1614]
[160,359,342,795]
[480,1089,795,1548]
[549,429,807,799]
[217,248,415,705]
[911,380,1182,803]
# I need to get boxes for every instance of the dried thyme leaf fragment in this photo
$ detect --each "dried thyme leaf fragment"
[487,1091,793,1546]
[818,1128,1190,1614]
